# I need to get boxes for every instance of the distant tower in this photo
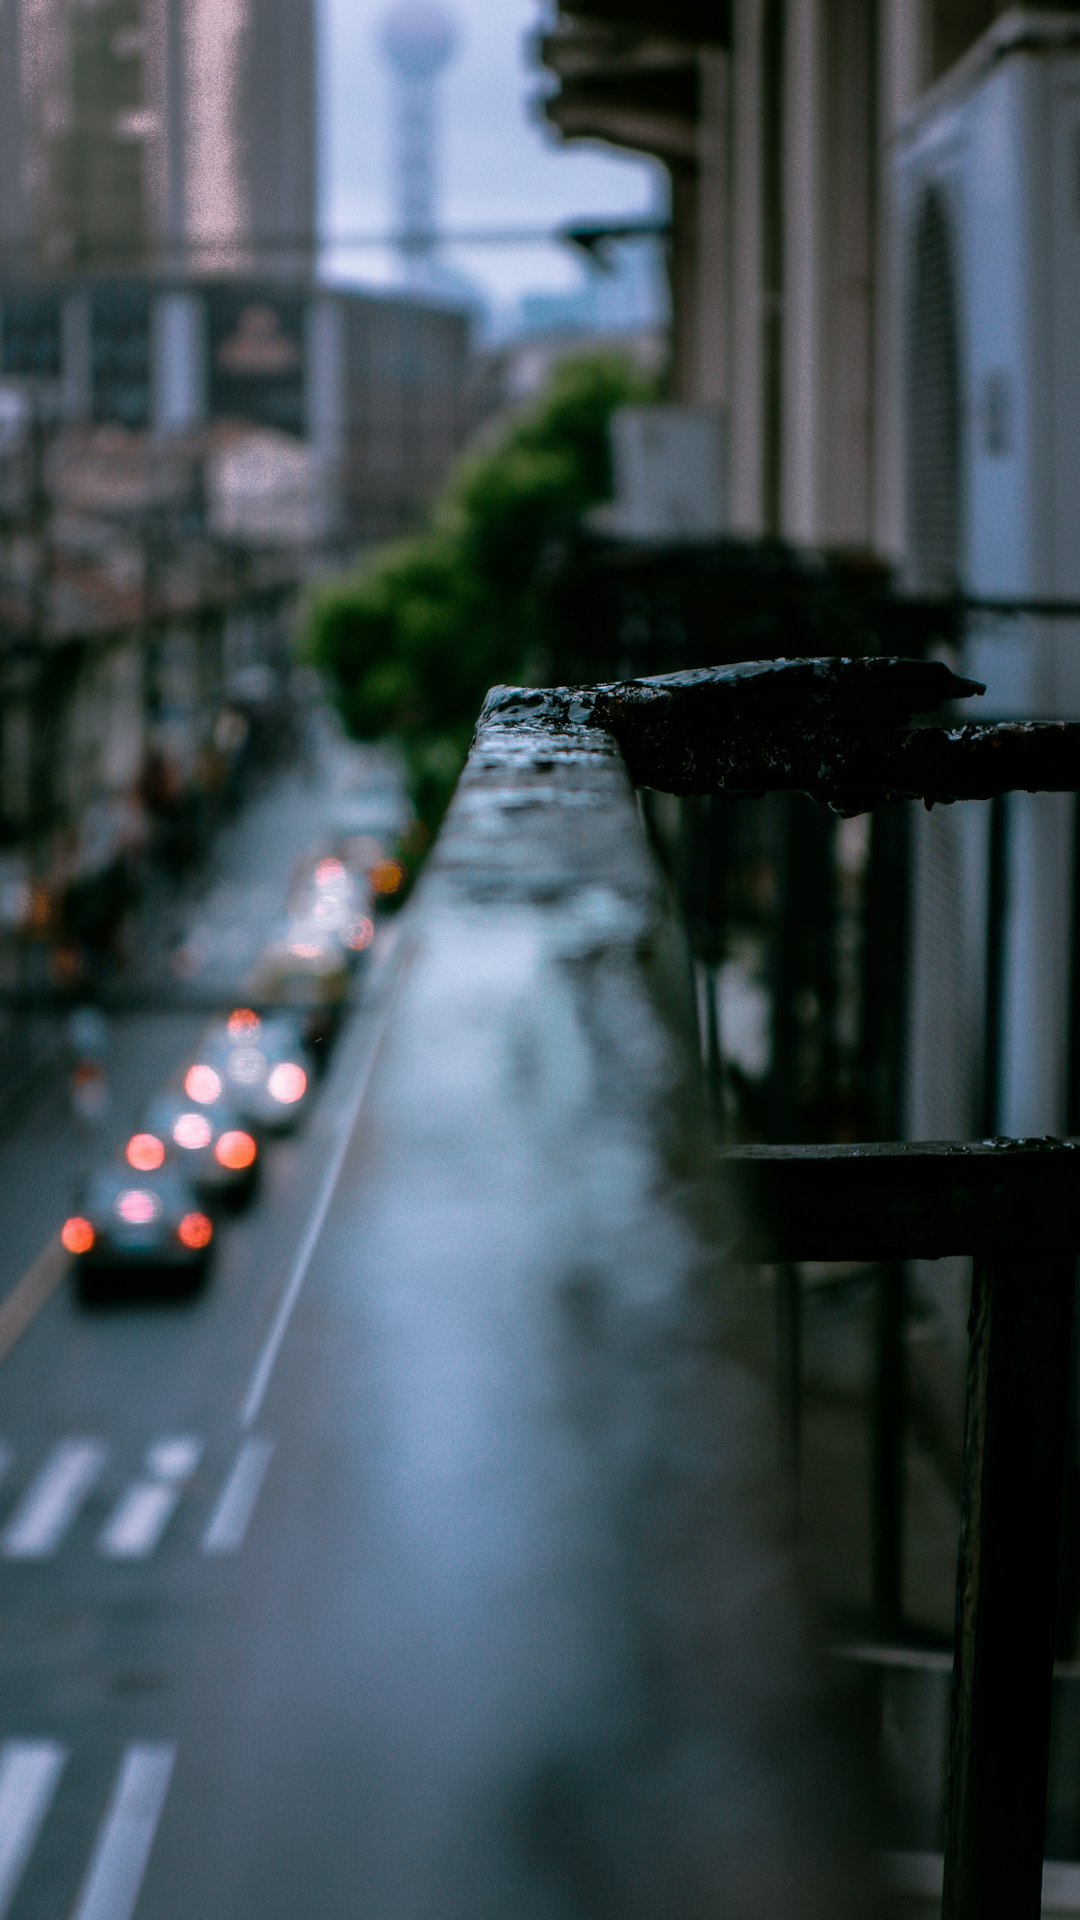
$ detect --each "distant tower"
[380,1,457,288]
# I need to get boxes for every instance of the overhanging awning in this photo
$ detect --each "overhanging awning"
[537,25,701,168]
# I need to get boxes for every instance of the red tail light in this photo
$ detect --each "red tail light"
[61,1216,95,1256]
[215,1130,257,1172]
[178,1212,213,1251]
[345,914,374,953]
[126,1133,165,1172]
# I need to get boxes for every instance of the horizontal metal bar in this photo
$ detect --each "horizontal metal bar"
[718,1139,1080,1261]
[587,663,1080,810]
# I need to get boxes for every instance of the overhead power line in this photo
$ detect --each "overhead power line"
[0,219,671,272]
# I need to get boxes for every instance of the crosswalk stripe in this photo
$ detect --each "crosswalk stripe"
[202,1438,275,1555]
[70,1743,175,1920]
[145,1437,202,1483]
[2,1441,107,1560]
[0,1741,66,1918]
[99,1438,203,1560]
[98,1485,181,1561]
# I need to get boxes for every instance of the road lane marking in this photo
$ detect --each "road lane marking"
[0,1238,67,1367]
[2,1440,107,1560]
[0,1741,65,1918]
[70,1744,175,1920]
[202,1439,275,1555]
[99,1485,180,1560]
[146,1436,202,1482]
[238,993,392,1429]
[99,1437,203,1559]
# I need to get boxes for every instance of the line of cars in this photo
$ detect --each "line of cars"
[61,845,382,1299]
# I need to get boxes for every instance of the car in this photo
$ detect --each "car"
[62,1164,215,1295]
[132,1091,260,1209]
[286,853,375,969]
[182,1008,315,1133]
[246,927,351,1061]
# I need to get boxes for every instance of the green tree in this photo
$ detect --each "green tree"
[305,352,655,833]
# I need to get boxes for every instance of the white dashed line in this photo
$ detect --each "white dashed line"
[70,1744,176,1920]
[239,993,392,1429]
[202,1438,275,1555]
[0,1741,65,1918]
[2,1440,107,1560]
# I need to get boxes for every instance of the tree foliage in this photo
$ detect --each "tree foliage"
[305,352,655,828]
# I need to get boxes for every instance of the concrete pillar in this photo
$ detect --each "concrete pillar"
[60,291,91,420]
[694,48,729,413]
[780,0,825,541]
[821,0,877,546]
[729,0,767,531]
[875,0,931,557]
[152,291,205,433]
[668,168,700,405]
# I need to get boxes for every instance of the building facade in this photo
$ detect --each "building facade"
[0,274,471,543]
[539,1,1080,1149]
[0,0,316,274]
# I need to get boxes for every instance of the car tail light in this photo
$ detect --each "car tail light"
[178,1212,213,1251]
[226,1007,261,1042]
[173,1112,212,1150]
[215,1129,257,1172]
[61,1216,95,1255]
[184,1064,222,1105]
[267,1061,307,1104]
[126,1133,165,1172]
[345,914,374,953]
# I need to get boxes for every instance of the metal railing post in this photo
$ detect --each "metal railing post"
[942,1253,1078,1920]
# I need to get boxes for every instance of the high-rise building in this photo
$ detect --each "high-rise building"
[0,0,316,275]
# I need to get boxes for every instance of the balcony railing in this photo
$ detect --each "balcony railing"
[341,657,1080,1914]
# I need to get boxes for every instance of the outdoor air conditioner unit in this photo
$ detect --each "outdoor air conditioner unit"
[894,10,1080,1141]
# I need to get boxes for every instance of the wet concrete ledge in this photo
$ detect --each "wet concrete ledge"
[314,686,877,1916]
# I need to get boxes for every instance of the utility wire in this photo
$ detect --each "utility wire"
[0,219,670,272]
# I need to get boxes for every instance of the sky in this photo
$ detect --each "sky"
[319,0,664,324]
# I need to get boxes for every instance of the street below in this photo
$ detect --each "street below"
[0,735,403,1920]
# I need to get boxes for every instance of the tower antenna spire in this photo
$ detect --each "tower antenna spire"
[380,2,459,288]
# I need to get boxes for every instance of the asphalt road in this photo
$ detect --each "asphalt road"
[0,738,402,1920]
